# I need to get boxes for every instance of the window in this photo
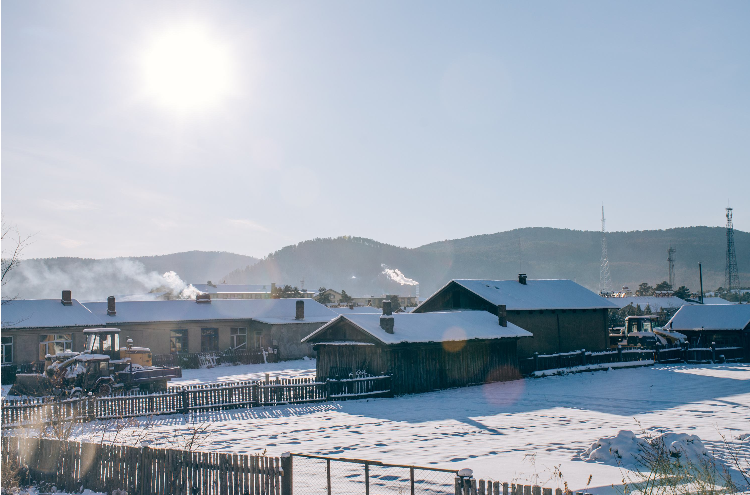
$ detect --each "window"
[170,329,188,353]
[230,328,247,349]
[201,328,219,352]
[39,334,73,360]
[1,336,13,363]
[252,332,263,350]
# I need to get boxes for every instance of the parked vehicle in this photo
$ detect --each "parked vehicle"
[9,328,181,397]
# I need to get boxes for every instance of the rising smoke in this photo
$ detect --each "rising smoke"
[2,258,200,301]
[380,264,419,286]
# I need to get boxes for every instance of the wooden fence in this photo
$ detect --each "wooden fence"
[1,375,392,429]
[518,345,745,375]
[1,436,281,495]
[457,478,592,495]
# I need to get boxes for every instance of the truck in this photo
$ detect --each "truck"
[9,328,181,397]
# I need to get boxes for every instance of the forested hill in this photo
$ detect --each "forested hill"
[222,227,749,297]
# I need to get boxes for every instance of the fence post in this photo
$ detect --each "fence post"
[533,352,539,372]
[456,468,473,495]
[365,462,370,495]
[281,452,293,495]
[617,345,623,362]
[580,350,587,366]
[326,458,331,495]
[181,390,190,415]
[711,342,716,363]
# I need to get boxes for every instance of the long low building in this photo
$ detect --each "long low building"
[664,304,750,352]
[413,275,618,357]
[1,291,337,365]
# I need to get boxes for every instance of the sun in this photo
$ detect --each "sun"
[141,24,233,112]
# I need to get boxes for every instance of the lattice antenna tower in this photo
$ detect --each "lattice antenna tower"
[725,207,740,292]
[667,247,676,289]
[599,206,613,296]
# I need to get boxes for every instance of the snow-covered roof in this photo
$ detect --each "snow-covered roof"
[84,299,337,325]
[701,297,735,305]
[419,279,618,311]
[1,299,104,329]
[606,296,688,312]
[665,304,750,331]
[303,310,532,345]
[330,306,382,315]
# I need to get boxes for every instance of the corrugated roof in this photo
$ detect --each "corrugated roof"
[419,279,618,311]
[1,299,104,329]
[606,296,689,312]
[665,304,750,331]
[84,298,337,325]
[303,310,532,345]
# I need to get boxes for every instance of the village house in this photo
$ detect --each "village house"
[413,275,618,357]
[1,291,337,365]
[302,301,531,395]
[0,291,102,365]
[664,304,750,354]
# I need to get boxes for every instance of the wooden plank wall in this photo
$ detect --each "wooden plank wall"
[1,436,282,495]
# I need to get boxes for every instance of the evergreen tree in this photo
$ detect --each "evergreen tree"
[673,286,691,300]
[315,287,332,304]
[340,290,353,304]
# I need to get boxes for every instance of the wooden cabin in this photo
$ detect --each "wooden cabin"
[302,302,531,395]
[413,275,618,358]
[664,304,750,354]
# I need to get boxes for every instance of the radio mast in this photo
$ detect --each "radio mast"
[725,208,740,292]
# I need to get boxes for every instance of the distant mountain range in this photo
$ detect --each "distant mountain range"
[222,227,749,297]
[3,251,258,301]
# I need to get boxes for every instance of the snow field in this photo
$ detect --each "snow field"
[23,363,750,494]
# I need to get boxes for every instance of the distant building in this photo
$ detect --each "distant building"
[413,275,617,357]
[664,304,750,353]
[192,283,316,300]
[607,296,688,313]
[318,289,343,304]
[350,295,418,309]
[2,292,337,365]
[302,304,531,395]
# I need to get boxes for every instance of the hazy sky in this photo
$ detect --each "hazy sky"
[2,1,749,259]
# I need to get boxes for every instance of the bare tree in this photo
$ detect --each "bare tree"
[1,216,32,305]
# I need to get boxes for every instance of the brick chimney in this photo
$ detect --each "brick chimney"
[382,300,393,316]
[497,304,507,327]
[107,296,116,316]
[61,290,72,306]
[196,293,211,303]
[296,300,304,320]
[518,274,527,285]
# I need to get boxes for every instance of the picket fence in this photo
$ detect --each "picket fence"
[457,478,592,495]
[1,436,281,495]
[1,375,392,429]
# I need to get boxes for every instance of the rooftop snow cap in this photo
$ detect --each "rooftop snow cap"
[107,296,116,316]
[296,300,304,320]
[498,304,507,327]
[380,315,394,333]
[518,274,527,285]
[61,290,72,306]
[382,300,393,316]
[196,293,211,304]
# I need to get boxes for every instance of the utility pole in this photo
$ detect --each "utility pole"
[599,206,613,296]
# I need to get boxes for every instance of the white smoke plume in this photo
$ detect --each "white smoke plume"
[2,258,200,301]
[380,264,419,286]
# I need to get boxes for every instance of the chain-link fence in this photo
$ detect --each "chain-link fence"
[291,453,457,494]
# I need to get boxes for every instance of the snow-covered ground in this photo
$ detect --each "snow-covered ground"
[47,363,748,494]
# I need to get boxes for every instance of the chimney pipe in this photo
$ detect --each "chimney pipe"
[518,274,527,285]
[497,304,507,327]
[61,290,72,306]
[107,296,116,316]
[196,293,211,303]
[382,300,393,316]
[380,315,394,334]
[699,263,704,304]
[296,300,304,320]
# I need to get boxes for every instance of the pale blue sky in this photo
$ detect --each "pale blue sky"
[2,1,749,259]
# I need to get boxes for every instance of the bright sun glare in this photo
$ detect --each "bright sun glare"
[141,24,233,112]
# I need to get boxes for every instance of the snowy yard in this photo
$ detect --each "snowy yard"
[12,362,750,493]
